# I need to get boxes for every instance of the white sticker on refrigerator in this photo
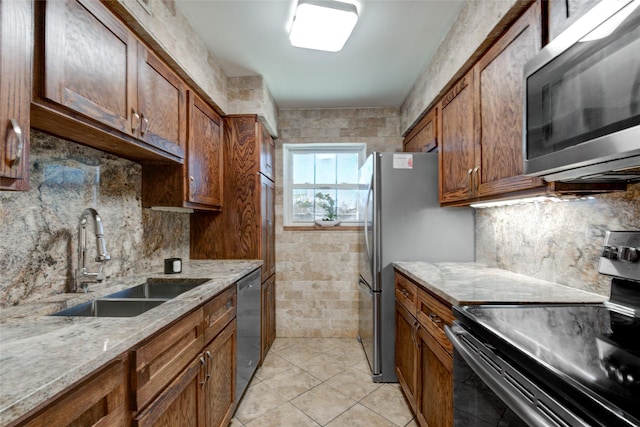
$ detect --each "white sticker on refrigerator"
[393,153,413,169]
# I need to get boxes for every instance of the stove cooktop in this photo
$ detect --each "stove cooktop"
[456,302,640,427]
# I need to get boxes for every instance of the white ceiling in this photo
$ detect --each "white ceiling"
[176,0,466,109]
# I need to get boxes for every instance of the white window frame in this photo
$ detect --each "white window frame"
[283,143,367,227]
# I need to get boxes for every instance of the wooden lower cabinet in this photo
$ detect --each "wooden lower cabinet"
[417,325,453,427]
[132,290,237,427]
[261,274,276,361]
[395,302,418,411]
[202,320,236,427]
[133,356,203,427]
[395,271,454,427]
[16,357,129,427]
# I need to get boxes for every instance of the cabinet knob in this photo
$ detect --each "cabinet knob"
[7,119,23,168]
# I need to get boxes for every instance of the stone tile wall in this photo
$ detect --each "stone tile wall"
[0,132,189,307]
[275,108,402,338]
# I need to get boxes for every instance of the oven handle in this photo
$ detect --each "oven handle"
[445,324,582,427]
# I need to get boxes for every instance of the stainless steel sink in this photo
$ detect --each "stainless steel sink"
[50,278,210,317]
[103,278,209,299]
[50,298,167,317]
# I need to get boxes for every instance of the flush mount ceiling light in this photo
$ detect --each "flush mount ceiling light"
[289,0,358,52]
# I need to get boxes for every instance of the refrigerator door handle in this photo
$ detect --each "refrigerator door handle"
[364,177,373,279]
[358,277,372,296]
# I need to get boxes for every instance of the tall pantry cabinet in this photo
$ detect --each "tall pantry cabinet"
[191,114,276,361]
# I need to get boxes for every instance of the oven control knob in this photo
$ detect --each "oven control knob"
[618,246,639,263]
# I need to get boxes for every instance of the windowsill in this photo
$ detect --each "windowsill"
[283,225,361,231]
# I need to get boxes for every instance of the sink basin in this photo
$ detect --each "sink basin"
[50,298,167,317]
[103,278,209,299]
[49,278,210,317]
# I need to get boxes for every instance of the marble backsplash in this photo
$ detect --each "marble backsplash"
[476,183,640,296]
[0,131,189,307]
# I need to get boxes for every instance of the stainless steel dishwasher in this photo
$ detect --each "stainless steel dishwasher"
[235,268,261,403]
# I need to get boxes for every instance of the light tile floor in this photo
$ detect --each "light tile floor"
[231,338,417,427]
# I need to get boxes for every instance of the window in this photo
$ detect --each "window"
[283,143,367,226]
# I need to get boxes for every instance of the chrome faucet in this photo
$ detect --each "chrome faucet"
[74,208,110,293]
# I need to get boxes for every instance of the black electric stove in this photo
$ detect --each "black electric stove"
[448,231,640,427]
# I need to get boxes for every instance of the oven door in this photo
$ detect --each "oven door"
[446,323,591,427]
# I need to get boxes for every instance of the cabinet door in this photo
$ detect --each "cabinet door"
[132,309,204,410]
[261,274,276,362]
[137,45,187,156]
[187,92,223,208]
[203,319,236,427]
[417,326,453,427]
[261,175,275,281]
[42,0,137,136]
[0,0,32,191]
[404,107,437,153]
[438,72,476,204]
[474,3,545,198]
[267,276,276,352]
[395,302,418,413]
[21,358,128,427]
[259,123,275,180]
[134,356,204,427]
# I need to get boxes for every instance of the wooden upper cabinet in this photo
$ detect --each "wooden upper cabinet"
[33,0,184,163]
[547,0,602,42]
[40,0,136,135]
[0,0,32,191]
[137,45,187,156]
[404,107,437,153]
[439,2,544,205]
[438,71,476,204]
[474,2,545,198]
[187,92,223,208]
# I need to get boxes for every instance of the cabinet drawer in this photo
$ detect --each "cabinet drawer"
[416,288,453,355]
[132,308,204,410]
[395,273,418,316]
[18,357,128,427]
[203,285,236,344]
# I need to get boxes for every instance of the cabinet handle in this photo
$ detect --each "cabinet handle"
[467,168,473,197]
[206,351,213,382]
[189,176,195,195]
[140,115,149,136]
[7,119,23,168]
[132,111,140,133]
[226,300,233,310]
[473,167,479,194]
[410,320,419,347]
[199,356,207,388]
[429,312,442,324]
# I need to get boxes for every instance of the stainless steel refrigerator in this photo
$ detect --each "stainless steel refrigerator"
[357,152,475,382]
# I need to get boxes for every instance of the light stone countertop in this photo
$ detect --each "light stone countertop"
[393,262,607,306]
[0,260,262,426]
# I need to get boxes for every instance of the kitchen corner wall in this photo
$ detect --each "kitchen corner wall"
[275,108,403,338]
[0,131,189,308]
[476,183,640,296]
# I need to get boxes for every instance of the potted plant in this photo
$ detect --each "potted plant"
[315,192,340,226]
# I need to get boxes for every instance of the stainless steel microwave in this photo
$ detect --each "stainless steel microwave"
[523,0,640,182]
